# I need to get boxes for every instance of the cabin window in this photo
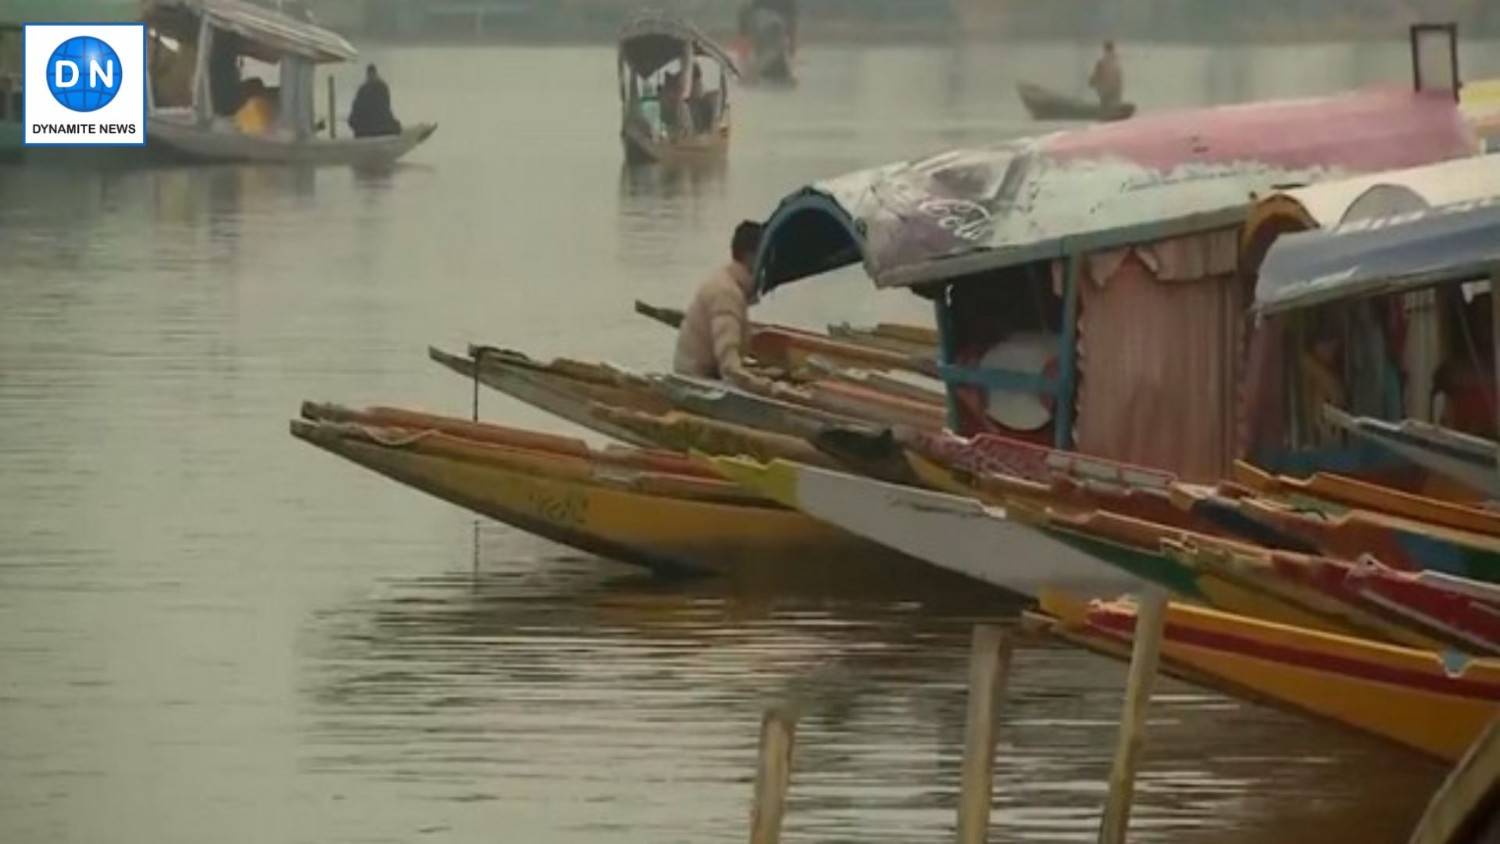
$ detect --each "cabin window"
[1247,286,1495,487]
[941,262,1066,445]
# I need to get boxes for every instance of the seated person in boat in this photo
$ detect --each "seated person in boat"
[660,69,689,139]
[673,221,775,393]
[209,35,244,117]
[348,64,403,138]
[1089,41,1123,108]
[1433,292,1497,437]
[688,65,716,132]
[234,78,277,135]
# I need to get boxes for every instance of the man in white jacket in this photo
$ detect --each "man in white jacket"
[673,221,773,393]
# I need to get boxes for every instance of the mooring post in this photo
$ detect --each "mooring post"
[957,623,1013,844]
[750,707,797,844]
[1098,588,1168,844]
[327,75,336,139]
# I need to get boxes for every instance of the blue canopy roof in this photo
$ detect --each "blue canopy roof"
[1255,196,1500,314]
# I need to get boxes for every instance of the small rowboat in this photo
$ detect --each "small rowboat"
[1016,81,1135,122]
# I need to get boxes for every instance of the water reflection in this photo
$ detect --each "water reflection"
[297,534,1446,843]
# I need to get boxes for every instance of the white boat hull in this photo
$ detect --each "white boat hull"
[713,458,1140,599]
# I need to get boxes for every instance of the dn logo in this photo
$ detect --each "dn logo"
[46,36,122,112]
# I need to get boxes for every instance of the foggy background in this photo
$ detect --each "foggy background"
[303,0,1500,43]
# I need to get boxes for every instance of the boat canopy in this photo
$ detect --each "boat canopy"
[754,88,1477,294]
[617,11,737,79]
[0,0,142,26]
[1255,197,1500,315]
[1244,154,1500,244]
[145,0,355,64]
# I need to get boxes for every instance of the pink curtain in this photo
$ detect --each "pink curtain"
[1075,253,1232,481]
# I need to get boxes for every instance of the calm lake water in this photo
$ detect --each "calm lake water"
[3,39,1492,843]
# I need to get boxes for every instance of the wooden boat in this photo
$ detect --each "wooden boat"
[791,380,946,431]
[825,322,939,357]
[1016,82,1135,122]
[748,326,937,376]
[1166,537,1480,653]
[736,1,796,88]
[291,403,952,590]
[431,345,875,444]
[429,346,672,448]
[708,455,1139,598]
[142,0,435,167]
[1325,407,1499,499]
[1232,461,1500,539]
[589,404,840,469]
[632,300,938,360]
[798,356,947,405]
[1035,591,1500,762]
[1408,716,1500,844]
[618,12,737,165]
[1173,484,1500,585]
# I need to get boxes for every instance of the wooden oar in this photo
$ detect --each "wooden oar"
[634,299,685,329]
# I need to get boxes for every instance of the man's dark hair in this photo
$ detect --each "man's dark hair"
[731,220,764,264]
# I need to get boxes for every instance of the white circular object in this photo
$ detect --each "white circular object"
[979,331,1058,431]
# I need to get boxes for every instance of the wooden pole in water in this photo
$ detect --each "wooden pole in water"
[327,75,336,139]
[957,624,1013,844]
[750,707,797,844]
[1098,588,1168,844]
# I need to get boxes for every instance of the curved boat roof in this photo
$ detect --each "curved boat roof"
[618,11,738,78]
[1255,197,1500,315]
[146,0,356,63]
[1246,154,1500,243]
[754,88,1478,294]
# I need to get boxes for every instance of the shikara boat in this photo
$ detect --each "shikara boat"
[1034,591,1500,762]
[1232,461,1500,539]
[633,299,939,361]
[1016,81,1134,122]
[290,403,955,591]
[143,0,435,166]
[430,346,872,444]
[1324,407,1500,499]
[1173,483,1500,584]
[735,0,796,88]
[709,455,1139,599]
[1171,539,1500,655]
[618,12,737,165]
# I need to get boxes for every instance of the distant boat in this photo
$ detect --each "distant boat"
[144,0,436,167]
[2,0,436,167]
[1017,81,1135,122]
[737,2,797,88]
[617,11,738,165]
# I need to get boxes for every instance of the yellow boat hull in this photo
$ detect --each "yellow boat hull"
[1040,592,1500,761]
[292,415,969,594]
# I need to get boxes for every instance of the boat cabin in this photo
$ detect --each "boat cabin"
[617,12,736,163]
[142,0,355,139]
[1246,167,1500,496]
[753,27,1480,482]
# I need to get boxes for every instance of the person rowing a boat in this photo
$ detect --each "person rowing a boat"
[673,221,777,394]
[1089,41,1124,109]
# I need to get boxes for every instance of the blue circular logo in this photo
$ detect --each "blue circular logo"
[46,36,123,112]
